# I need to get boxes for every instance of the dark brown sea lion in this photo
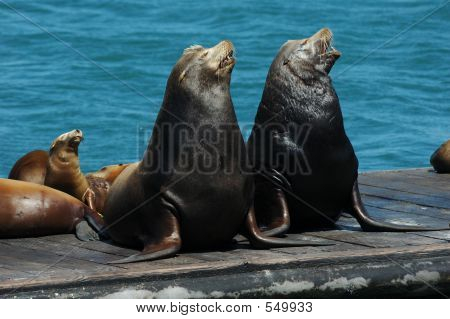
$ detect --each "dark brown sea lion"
[430,140,450,173]
[44,129,110,213]
[8,150,48,184]
[86,163,133,184]
[247,28,449,233]
[103,40,327,264]
[0,179,103,240]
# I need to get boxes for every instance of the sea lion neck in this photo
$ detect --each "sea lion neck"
[161,79,235,125]
[258,69,343,129]
[45,149,90,200]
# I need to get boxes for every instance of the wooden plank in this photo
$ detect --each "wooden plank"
[1,237,127,265]
[6,243,450,296]
[394,168,450,182]
[0,249,92,290]
[233,233,346,258]
[306,229,446,249]
[411,231,450,241]
[362,194,450,220]
[360,206,449,228]
[0,242,122,284]
[3,242,450,295]
[0,267,30,282]
[44,235,279,268]
[359,173,449,199]
[271,233,369,256]
[24,236,213,272]
[359,184,450,209]
[42,234,137,257]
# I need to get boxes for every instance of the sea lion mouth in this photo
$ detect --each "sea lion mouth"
[312,28,340,58]
[68,129,84,147]
[219,49,235,69]
[69,135,83,147]
[214,40,235,71]
[219,49,236,69]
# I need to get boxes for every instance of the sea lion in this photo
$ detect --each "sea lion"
[44,129,110,213]
[8,150,48,184]
[247,28,449,233]
[430,140,450,173]
[0,179,103,240]
[86,163,133,184]
[103,40,327,264]
[8,130,109,214]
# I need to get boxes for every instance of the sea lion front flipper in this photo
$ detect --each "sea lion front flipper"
[81,189,109,239]
[108,211,182,264]
[349,181,450,232]
[83,187,97,212]
[255,178,291,237]
[243,206,333,248]
[75,220,100,241]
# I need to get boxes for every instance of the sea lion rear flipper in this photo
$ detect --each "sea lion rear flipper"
[108,211,182,264]
[349,181,450,232]
[108,244,180,264]
[243,206,333,248]
[75,220,100,241]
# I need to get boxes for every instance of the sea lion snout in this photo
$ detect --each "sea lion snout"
[50,129,84,153]
[68,129,84,145]
[308,28,340,72]
[61,129,84,143]
[177,40,236,88]
[209,40,236,71]
[281,27,340,75]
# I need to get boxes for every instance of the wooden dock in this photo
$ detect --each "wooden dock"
[0,168,449,298]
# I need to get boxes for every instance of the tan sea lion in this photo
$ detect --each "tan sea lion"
[44,129,110,213]
[0,179,103,240]
[86,163,133,185]
[8,150,48,184]
[8,130,109,213]
[430,140,450,173]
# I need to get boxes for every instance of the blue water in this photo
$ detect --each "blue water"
[1,0,449,177]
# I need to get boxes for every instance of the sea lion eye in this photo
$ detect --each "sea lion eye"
[201,51,208,58]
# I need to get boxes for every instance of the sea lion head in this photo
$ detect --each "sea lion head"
[275,28,340,77]
[49,129,84,164]
[166,40,236,98]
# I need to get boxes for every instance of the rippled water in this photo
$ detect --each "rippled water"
[0,0,449,176]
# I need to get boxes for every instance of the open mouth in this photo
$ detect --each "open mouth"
[69,136,83,147]
[219,49,235,69]
[316,30,340,58]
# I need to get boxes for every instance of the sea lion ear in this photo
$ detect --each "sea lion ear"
[179,70,187,83]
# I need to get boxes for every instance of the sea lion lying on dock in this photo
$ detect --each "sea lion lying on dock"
[430,140,450,173]
[86,163,133,185]
[44,129,110,213]
[247,28,450,233]
[0,179,103,240]
[9,130,110,214]
[8,150,48,184]
[103,40,328,264]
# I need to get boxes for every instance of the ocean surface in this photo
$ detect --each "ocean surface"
[0,0,449,176]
